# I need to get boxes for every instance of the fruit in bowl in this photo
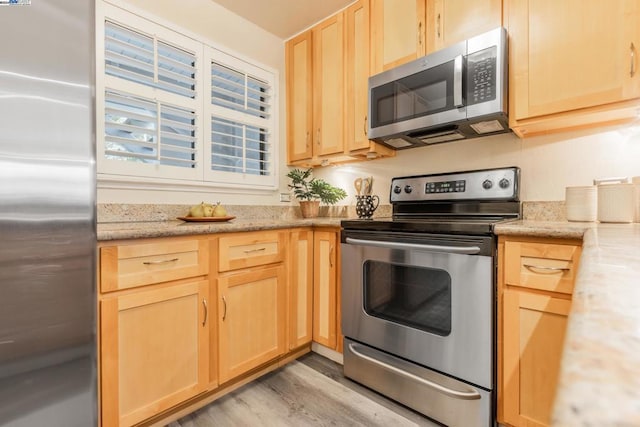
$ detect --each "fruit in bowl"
[212,202,227,217]
[187,202,228,217]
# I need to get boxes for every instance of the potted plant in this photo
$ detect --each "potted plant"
[286,168,347,218]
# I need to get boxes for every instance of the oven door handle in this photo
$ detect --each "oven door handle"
[348,343,481,400]
[345,237,481,255]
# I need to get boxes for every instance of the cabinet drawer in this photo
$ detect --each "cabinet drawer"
[100,238,209,292]
[504,241,581,294]
[218,231,285,272]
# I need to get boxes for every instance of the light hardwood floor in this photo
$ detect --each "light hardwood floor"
[169,353,440,426]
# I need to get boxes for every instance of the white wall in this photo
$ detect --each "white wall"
[97,0,289,205]
[314,122,640,205]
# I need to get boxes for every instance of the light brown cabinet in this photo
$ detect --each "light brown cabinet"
[99,237,210,427]
[286,0,396,166]
[312,228,341,351]
[288,229,314,350]
[100,238,208,292]
[370,0,426,74]
[426,0,502,53]
[217,265,286,383]
[215,231,287,384]
[344,0,396,161]
[506,0,640,137]
[286,13,345,163]
[98,226,341,425]
[498,236,582,427]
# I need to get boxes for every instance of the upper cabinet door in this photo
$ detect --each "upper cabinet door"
[370,0,427,74]
[286,32,314,162]
[509,0,640,122]
[426,0,502,53]
[312,13,346,157]
[345,0,371,152]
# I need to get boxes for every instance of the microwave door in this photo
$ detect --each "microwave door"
[369,54,466,141]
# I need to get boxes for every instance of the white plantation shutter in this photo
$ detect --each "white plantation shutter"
[97,4,278,189]
[105,21,197,98]
[206,49,276,187]
[104,90,197,168]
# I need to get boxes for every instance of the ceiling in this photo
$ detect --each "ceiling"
[212,0,355,39]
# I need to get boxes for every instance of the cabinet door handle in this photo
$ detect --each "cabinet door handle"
[202,298,208,327]
[222,296,227,321]
[437,13,441,38]
[143,258,178,265]
[306,131,310,148]
[316,129,321,146]
[523,263,570,273]
[631,42,636,78]
[418,21,423,47]
[329,245,334,268]
[363,116,368,137]
[243,247,266,254]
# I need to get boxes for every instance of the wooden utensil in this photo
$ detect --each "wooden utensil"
[354,178,362,196]
[362,177,370,196]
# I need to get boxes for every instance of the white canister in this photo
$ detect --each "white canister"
[633,176,640,223]
[565,186,597,222]
[596,178,635,223]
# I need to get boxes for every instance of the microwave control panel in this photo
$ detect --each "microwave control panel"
[467,46,497,106]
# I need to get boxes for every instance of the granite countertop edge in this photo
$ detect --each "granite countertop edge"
[495,220,640,426]
[97,217,343,241]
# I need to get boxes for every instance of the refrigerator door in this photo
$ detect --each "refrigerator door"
[0,1,96,426]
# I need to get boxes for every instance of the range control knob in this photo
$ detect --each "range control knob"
[499,178,510,189]
[393,185,402,194]
[482,179,493,190]
[404,185,413,194]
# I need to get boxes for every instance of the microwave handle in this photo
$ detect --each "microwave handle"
[454,55,463,108]
[345,237,481,255]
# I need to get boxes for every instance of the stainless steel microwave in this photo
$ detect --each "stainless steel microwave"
[368,27,509,149]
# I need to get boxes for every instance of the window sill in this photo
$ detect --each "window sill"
[98,173,278,194]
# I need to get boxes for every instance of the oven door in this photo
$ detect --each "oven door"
[341,230,494,390]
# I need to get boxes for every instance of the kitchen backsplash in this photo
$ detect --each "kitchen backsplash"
[98,202,559,223]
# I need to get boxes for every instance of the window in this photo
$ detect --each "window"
[204,49,276,187]
[96,3,278,189]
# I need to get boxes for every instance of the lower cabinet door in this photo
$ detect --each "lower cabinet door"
[218,265,286,383]
[288,230,314,350]
[502,289,571,427]
[100,280,210,427]
[312,230,338,349]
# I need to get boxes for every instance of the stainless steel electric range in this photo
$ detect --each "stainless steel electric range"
[341,167,521,427]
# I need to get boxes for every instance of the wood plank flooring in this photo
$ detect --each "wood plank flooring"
[169,353,440,426]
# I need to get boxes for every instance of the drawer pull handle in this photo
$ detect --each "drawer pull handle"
[202,298,208,327]
[244,247,266,254]
[222,296,227,321]
[523,263,570,273]
[143,258,179,265]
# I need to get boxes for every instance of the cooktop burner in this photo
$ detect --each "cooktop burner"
[342,167,521,236]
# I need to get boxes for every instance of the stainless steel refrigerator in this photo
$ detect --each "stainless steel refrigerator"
[0,0,96,426]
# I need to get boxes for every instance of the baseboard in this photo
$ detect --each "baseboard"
[311,342,344,365]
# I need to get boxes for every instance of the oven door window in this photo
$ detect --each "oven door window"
[363,260,452,336]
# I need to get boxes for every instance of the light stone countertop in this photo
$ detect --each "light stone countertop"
[494,220,640,426]
[97,217,344,241]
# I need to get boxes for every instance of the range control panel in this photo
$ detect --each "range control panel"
[390,167,519,203]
